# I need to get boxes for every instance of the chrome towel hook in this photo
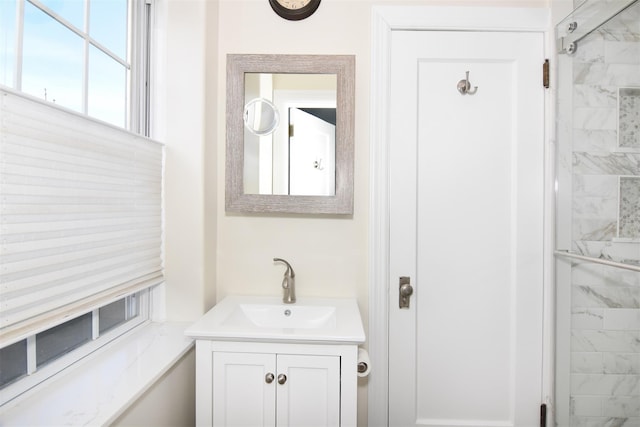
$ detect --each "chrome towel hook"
[457,71,478,95]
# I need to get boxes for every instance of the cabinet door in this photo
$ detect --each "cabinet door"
[212,352,276,427]
[276,354,340,427]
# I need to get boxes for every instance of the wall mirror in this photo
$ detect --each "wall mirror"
[226,54,355,214]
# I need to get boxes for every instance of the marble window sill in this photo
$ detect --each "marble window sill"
[0,321,194,426]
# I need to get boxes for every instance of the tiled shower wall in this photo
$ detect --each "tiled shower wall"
[568,1,640,425]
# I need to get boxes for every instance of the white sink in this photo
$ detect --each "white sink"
[226,303,337,329]
[185,295,365,344]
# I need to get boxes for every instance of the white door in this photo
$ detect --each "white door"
[289,108,336,196]
[388,30,545,427]
[276,354,341,427]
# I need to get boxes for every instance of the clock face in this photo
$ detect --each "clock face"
[276,0,312,7]
[269,0,321,20]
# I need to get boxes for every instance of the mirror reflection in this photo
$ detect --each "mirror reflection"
[243,73,337,196]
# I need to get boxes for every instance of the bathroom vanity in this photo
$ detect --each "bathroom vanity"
[185,295,365,427]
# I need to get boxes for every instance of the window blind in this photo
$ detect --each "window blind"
[0,88,164,346]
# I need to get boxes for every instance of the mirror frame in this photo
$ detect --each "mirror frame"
[225,54,355,215]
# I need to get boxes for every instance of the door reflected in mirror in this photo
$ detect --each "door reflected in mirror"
[243,73,337,196]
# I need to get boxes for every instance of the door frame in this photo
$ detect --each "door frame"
[368,6,554,426]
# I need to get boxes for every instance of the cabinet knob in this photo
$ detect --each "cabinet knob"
[277,373,287,385]
[265,373,275,384]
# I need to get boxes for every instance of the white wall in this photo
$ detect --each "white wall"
[153,0,216,321]
[113,349,196,427]
[215,0,371,306]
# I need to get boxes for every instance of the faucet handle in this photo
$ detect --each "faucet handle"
[274,258,296,304]
[273,258,295,277]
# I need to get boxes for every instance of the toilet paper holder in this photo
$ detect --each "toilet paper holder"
[357,347,371,377]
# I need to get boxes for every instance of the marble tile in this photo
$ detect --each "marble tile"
[600,241,640,267]
[572,330,640,352]
[573,308,605,329]
[573,240,612,258]
[601,266,640,288]
[601,18,640,41]
[574,63,610,85]
[573,129,619,151]
[573,153,640,175]
[572,285,640,309]
[603,397,640,417]
[603,308,640,330]
[605,42,640,64]
[572,260,613,286]
[573,352,606,373]
[573,174,620,198]
[573,395,604,416]
[600,2,640,43]
[571,250,640,287]
[570,416,640,427]
[575,107,618,130]
[575,35,605,63]
[604,353,640,374]
[574,219,618,240]
[573,194,618,219]
[571,373,640,395]
[575,85,619,108]
[575,63,640,87]
[619,88,640,148]
[608,65,640,87]
[619,177,640,238]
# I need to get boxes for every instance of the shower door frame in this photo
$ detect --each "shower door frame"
[368,5,555,426]
[554,1,640,424]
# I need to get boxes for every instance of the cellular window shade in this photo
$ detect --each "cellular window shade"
[0,89,164,345]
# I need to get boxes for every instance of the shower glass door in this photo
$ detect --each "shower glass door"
[554,1,640,426]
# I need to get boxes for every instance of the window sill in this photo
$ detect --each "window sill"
[0,322,194,426]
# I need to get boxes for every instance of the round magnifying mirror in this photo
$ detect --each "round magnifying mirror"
[243,98,280,136]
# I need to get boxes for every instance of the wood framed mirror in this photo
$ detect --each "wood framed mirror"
[225,54,355,214]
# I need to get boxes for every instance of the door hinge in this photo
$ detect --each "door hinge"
[289,124,294,137]
[543,59,550,89]
[540,403,547,427]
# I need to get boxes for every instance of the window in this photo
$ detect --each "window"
[0,0,158,405]
[0,292,149,402]
[0,0,150,132]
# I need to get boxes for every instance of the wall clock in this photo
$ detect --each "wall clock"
[269,0,321,21]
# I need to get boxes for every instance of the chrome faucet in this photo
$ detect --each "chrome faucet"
[273,258,296,304]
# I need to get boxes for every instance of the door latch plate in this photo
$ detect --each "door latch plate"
[399,276,413,309]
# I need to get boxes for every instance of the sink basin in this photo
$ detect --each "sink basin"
[185,295,365,344]
[225,303,337,329]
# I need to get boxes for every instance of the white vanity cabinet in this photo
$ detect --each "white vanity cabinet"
[185,296,366,427]
[195,340,358,427]
[211,349,340,427]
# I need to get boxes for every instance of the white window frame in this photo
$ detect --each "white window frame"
[7,0,151,134]
[0,290,151,406]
